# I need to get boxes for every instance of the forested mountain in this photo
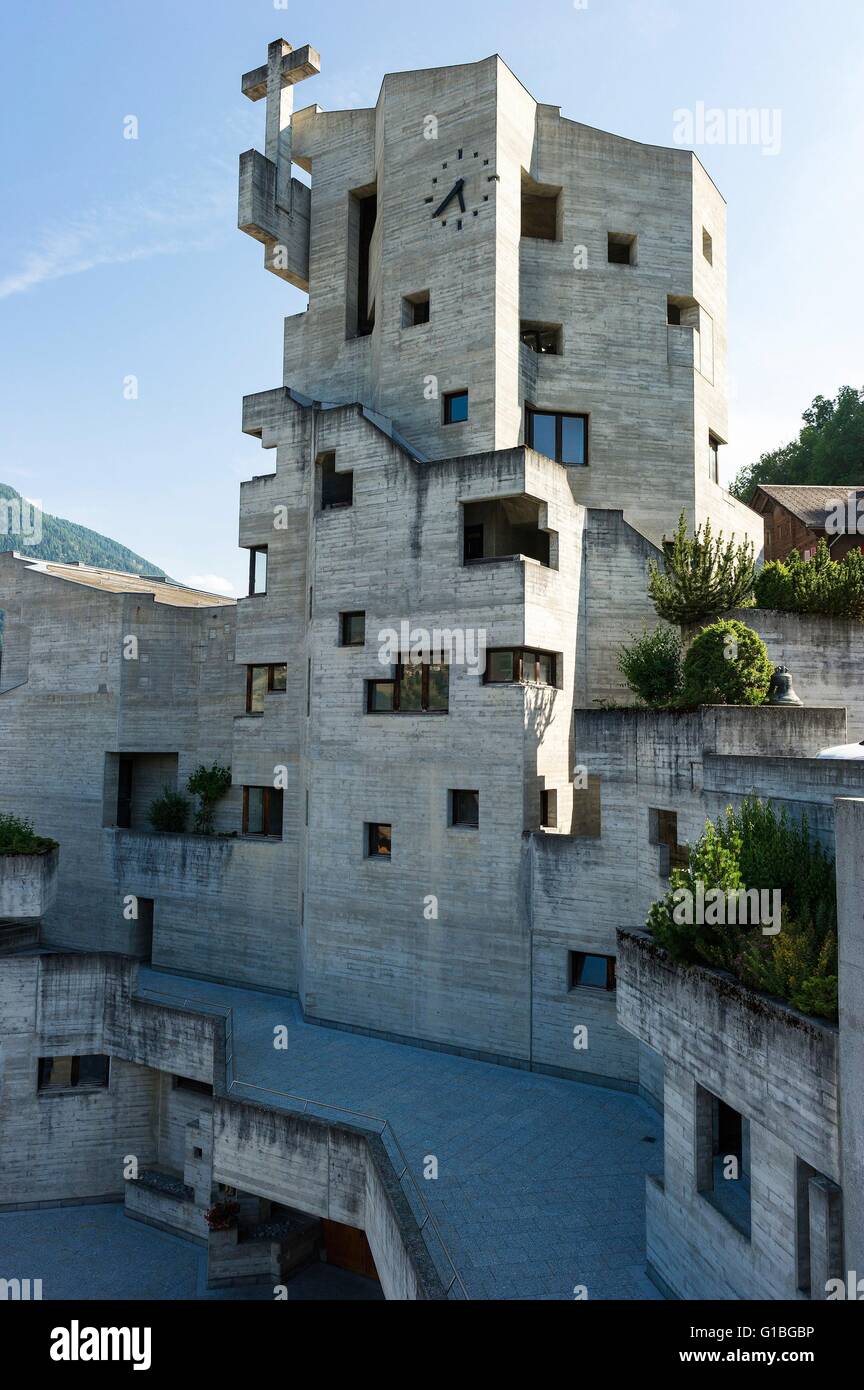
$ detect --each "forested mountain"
[0,484,164,577]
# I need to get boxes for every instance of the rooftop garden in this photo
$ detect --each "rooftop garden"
[0,813,58,857]
[647,796,838,1022]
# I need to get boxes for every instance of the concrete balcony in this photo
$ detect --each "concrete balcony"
[0,845,59,952]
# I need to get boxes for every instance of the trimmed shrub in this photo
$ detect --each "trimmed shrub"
[648,512,756,625]
[617,625,683,707]
[187,763,232,836]
[0,813,57,856]
[147,788,190,834]
[681,619,773,706]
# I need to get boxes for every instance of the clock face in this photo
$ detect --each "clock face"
[425,149,493,229]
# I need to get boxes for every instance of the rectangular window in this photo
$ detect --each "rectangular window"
[521,177,561,241]
[702,228,714,265]
[173,1075,214,1097]
[708,434,721,484]
[696,1087,751,1239]
[246,664,288,713]
[450,789,479,829]
[340,611,366,647]
[38,1055,110,1092]
[242,786,284,838]
[402,291,430,327]
[443,390,469,425]
[568,953,616,992]
[608,232,637,265]
[541,788,558,829]
[483,648,558,686]
[667,300,682,326]
[366,822,391,858]
[520,322,562,355]
[650,808,688,875]
[366,660,449,714]
[320,453,353,510]
[248,546,268,596]
[463,523,485,563]
[572,775,602,839]
[526,408,588,466]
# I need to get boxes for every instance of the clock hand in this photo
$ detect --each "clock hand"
[432,177,465,219]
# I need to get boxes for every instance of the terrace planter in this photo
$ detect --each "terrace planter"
[0,846,59,920]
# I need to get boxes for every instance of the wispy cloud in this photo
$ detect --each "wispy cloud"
[182,573,236,598]
[0,172,233,301]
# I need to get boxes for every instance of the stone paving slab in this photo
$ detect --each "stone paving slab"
[138,969,664,1301]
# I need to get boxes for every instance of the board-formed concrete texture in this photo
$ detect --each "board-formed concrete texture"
[0,34,860,1302]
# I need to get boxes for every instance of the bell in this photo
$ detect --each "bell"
[768,665,803,707]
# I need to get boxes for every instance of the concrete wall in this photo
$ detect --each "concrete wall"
[834,797,864,1277]
[739,608,864,742]
[617,931,839,1300]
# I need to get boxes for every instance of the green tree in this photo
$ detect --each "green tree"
[617,625,683,706]
[147,789,190,834]
[730,385,864,502]
[186,763,232,836]
[648,513,756,625]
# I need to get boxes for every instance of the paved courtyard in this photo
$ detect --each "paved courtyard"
[138,969,664,1301]
[0,1201,381,1300]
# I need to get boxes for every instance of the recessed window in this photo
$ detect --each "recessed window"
[484,649,558,686]
[608,233,637,266]
[248,546,268,596]
[702,228,714,265]
[521,175,561,241]
[541,789,558,829]
[444,390,469,425]
[568,953,616,992]
[367,659,449,714]
[246,664,287,714]
[243,786,283,838]
[520,322,562,355]
[450,789,479,829]
[340,612,366,647]
[667,301,682,326]
[319,453,353,510]
[366,822,392,858]
[572,776,602,839]
[649,808,688,876]
[708,434,721,485]
[462,497,553,567]
[173,1075,214,1097]
[402,291,430,327]
[696,1087,751,1239]
[526,408,588,467]
[38,1055,110,1092]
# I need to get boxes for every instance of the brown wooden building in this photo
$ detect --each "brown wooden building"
[750,484,864,562]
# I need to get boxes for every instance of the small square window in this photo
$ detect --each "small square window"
[450,789,479,829]
[569,952,616,992]
[608,233,637,266]
[340,612,366,647]
[367,822,392,858]
[402,291,430,327]
[444,391,469,425]
[702,228,714,264]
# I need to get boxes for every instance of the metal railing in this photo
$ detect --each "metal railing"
[132,984,467,1298]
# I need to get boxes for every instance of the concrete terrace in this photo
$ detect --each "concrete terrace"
[138,968,664,1301]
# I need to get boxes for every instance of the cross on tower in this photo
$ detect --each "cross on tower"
[241,39,320,211]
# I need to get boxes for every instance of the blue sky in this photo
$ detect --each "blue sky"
[1,0,862,594]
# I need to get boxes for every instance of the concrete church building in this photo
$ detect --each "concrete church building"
[0,38,858,1302]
